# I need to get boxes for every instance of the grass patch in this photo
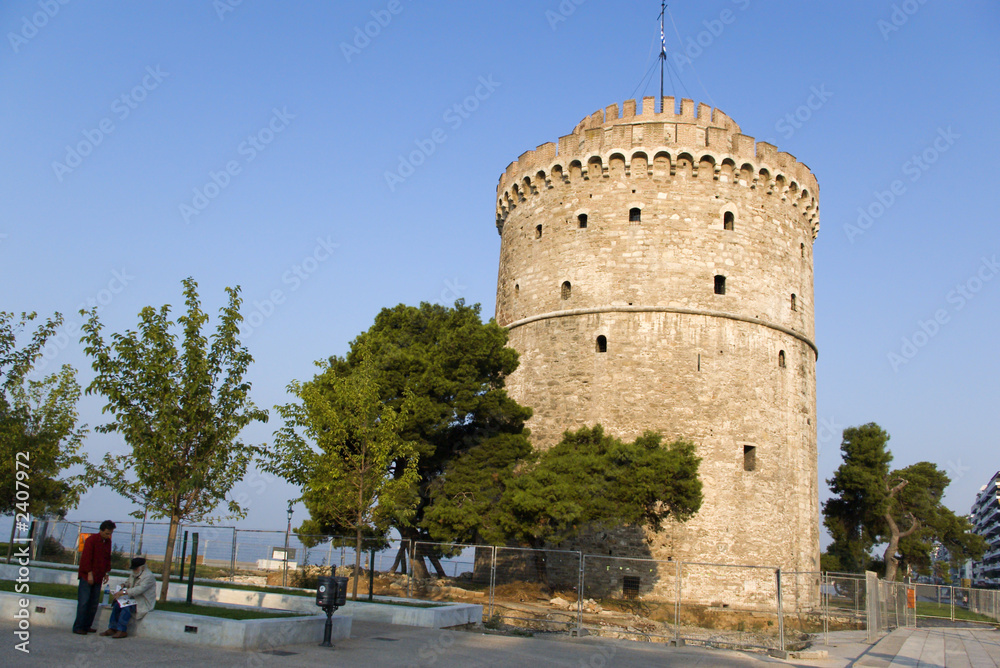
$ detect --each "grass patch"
[23,558,229,583]
[3,568,442,610]
[151,600,309,620]
[0,580,308,620]
[35,565,442,607]
[915,600,998,625]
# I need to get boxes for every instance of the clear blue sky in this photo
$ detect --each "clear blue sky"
[2,1,998,544]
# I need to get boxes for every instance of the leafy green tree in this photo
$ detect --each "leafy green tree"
[823,424,892,574]
[819,552,842,574]
[823,423,984,581]
[332,301,532,577]
[425,425,702,583]
[266,351,419,599]
[80,278,268,601]
[886,463,984,581]
[490,425,702,548]
[421,432,532,545]
[2,312,88,555]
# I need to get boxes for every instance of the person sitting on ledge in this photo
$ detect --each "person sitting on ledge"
[100,557,156,639]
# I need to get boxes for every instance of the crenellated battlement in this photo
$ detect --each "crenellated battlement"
[496,97,819,235]
[570,96,741,135]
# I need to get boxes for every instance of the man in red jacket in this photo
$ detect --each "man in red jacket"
[72,520,115,635]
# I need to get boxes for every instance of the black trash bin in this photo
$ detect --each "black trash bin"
[316,576,337,607]
[316,575,350,648]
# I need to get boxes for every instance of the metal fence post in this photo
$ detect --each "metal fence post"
[576,553,585,635]
[489,545,497,619]
[675,561,682,646]
[951,585,955,622]
[775,569,785,654]
[230,529,238,582]
[823,572,829,645]
[73,524,82,565]
[178,530,188,582]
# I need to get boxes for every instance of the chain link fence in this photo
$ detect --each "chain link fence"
[484,547,582,632]
[580,554,678,643]
[911,581,1000,626]
[823,572,867,634]
[8,518,998,654]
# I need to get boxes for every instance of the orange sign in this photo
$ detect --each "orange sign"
[78,532,94,552]
[906,588,916,609]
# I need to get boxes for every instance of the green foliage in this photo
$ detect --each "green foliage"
[422,432,532,544]
[819,552,842,573]
[0,311,87,518]
[270,351,419,538]
[110,543,131,570]
[889,463,985,579]
[79,278,268,600]
[38,535,68,560]
[482,612,503,630]
[331,301,533,543]
[267,350,419,598]
[823,423,984,580]
[485,425,702,548]
[823,423,893,573]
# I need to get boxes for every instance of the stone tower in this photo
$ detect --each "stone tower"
[493,96,820,586]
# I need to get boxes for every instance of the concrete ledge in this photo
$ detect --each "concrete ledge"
[2,565,481,628]
[1,563,78,586]
[0,592,348,650]
[788,649,829,659]
[184,585,482,628]
[341,599,482,628]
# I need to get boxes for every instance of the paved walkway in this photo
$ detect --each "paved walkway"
[2,621,997,667]
[851,627,1000,667]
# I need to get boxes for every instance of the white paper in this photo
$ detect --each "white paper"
[113,584,137,608]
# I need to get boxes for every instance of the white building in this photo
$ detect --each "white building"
[970,470,1000,586]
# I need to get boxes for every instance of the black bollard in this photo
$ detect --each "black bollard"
[186,533,198,605]
[368,548,375,602]
[178,531,188,582]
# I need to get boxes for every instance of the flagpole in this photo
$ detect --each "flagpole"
[659,1,666,110]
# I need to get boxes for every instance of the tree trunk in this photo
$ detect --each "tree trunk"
[883,536,900,582]
[429,554,447,578]
[883,510,918,583]
[410,544,430,580]
[159,514,180,602]
[883,480,914,583]
[389,543,407,575]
